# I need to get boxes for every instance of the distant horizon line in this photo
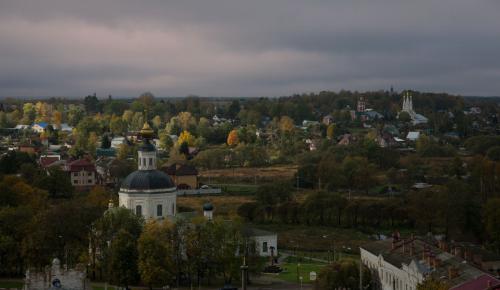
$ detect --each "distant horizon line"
[1,91,500,101]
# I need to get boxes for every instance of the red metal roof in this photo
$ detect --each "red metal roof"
[40,156,59,168]
[451,274,500,290]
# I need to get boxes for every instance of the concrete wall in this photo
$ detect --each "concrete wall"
[24,259,90,290]
[176,188,221,196]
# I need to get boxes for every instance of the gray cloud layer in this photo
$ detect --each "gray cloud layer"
[0,0,499,97]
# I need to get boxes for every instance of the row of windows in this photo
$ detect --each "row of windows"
[73,171,93,177]
[135,204,175,217]
[380,268,413,290]
[139,158,154,166]
[361,257,414,290]
[73,179,94,184]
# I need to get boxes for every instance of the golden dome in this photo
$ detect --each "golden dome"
[140,122,154,138]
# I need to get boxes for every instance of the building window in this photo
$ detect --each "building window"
[136,205,142,216]
[143,158,146,166]
[262,242,268,252]
[73,180,78,184]
[149,158,153,166]
[88,179,92,183]
[157,204,162,216]
[73,172,78,177]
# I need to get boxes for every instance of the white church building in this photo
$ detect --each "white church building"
[118,122,177,220]
[400,91,428,125]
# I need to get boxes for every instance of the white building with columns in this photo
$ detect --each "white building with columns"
[118,122,177,220]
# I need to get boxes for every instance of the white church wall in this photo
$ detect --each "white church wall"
[119,191,176,220]
[253,235,278,257]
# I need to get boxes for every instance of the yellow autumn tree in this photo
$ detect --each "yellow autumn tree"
[227,129,239,146]
[52,111,62,129]
[279,116,294,133]
[326,124,335,139]
[177,112,196,131]
[177,130,195,146]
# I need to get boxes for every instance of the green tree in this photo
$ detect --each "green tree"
[417,278,449,290]
[108,229,139,289]
[84,94,100,114]
[398,111,411,123]
[34,167,74,198]
[484,198,500,252]
[314,260,371,290]
[255,182,293,221]
[101,134,111,149]
[138,220,175,289]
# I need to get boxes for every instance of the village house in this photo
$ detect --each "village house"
[322,114,334,125]
[161,163,199,189]
[39,154,61,169]
[338,133,356,146]
[32,122,49,133]
[66,159,97,190]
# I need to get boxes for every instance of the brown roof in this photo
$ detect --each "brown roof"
[161,163,198,176]
[67,159,95,172]
[40,156,60,168]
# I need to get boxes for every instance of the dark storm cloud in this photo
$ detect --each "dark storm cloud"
[0,0,499,97]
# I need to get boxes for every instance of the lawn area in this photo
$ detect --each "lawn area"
[277,262,326,284]
[0,280,23,289]
[199,165,297,185]
[213,183,259,195]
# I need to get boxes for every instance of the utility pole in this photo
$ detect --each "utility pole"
[240,257,248,290]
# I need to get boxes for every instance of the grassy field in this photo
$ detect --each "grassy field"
[277,262,326,284]
[199,165,297,184]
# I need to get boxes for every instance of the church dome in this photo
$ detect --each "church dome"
[203,202,214,211]
[121,170,175,191]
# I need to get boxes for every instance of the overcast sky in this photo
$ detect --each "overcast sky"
[1,0,499,98]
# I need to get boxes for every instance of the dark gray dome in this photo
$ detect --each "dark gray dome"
[121,170,175,191]
[203,202,214,211]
